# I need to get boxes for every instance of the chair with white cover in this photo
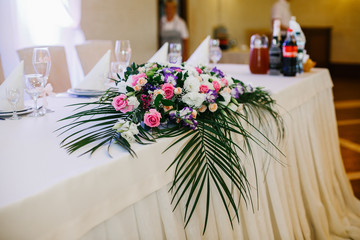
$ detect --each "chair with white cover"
[17,46,71,93]
[0,55,5,84]
[76,40,115,76]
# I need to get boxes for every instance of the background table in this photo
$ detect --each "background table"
[0,64,359,240]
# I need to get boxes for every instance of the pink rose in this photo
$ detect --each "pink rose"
[212,81,221,91]
[112,94,131,113]
[132,73,147,86]
[199,84,209,93]
[195,67,202,74]
[162,83,175,100]
[175,69,182,72]
[144,109,161,127]
[220,78,228,87]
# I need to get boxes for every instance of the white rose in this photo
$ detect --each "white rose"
[200,74,211,82]
[220,92,231,106]
[128,96,140,109]
[225,76,234,86]
[128,122,139,135]
[112,119,126,130]
[116,81,128,93]
[182,92,206,108]
[138,67,146,73]
[184,76,201,92]
[184,65,199,76]
[201,80,214,90]
[121,131,135,142]
[119,121,130,132]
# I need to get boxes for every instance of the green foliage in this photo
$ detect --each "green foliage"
[57,64,284,234]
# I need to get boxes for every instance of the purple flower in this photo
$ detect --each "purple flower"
[189,119,198,130]
[247,84,254,93]
[206,90,218,103]
[212,67,225,78]
[231,84,244,98]
[182,119,198,130]
[143,83,156,92]
[162,68,172,75]
[164,73,177,85]
[179,107,193,120]
[169,110,178,120]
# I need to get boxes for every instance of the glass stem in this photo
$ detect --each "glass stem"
[12,103,16,118]
[33,97,38,114]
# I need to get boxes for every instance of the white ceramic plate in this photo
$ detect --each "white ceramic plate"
[67,88,105,97]
[0,107,33,117]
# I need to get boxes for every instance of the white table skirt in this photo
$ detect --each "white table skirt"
[0,65,359,239]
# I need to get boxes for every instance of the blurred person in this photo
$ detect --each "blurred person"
[272,0,292,39]
[160,0,189,60]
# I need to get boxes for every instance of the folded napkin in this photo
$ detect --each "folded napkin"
[75,50,111,91]
[0,61,25,111]
[187,35,210,66]
[148,42,169,64]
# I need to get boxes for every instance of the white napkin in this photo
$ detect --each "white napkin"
[0,61,25,111]
[148,42,169,64]
[75,50,111,91]
[187,35,210,66]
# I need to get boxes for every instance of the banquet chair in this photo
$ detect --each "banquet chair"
[0,55,5,84]
[75,40,115,75]
[17,46,71,93]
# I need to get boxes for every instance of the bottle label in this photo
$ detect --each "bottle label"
[283,46,298,58]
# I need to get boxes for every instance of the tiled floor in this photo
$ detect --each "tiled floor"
[332,76,360,199]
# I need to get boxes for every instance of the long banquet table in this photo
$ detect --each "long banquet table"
[0,64,360,240]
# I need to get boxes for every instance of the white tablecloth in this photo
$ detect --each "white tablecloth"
[0,64,359,240]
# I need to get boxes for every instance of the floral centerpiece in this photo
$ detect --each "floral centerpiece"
[58,62,283,233]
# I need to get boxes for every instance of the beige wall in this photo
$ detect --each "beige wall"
[81,0,158,64]
[187,0,360,64]
[81,0,360,64]
[291,0,360,64]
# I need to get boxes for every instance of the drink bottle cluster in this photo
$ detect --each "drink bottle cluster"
[253,16,307,77]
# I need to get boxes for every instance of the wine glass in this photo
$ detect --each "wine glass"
[32,47,52,113]
[6,86,21,120]
[114,40,131,77]
[24,74,45,117]
[168,43,182,64]
[209,39,222,65]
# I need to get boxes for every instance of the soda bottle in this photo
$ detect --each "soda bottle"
[282,29,298,77]
[289,16,306,73]
[269,20,282,75]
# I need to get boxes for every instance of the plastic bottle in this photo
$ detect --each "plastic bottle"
[289,16,306,73]
[269,19,282,75]
[282,29,298,77]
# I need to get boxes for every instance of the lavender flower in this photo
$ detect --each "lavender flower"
[206,90,218,103]
[179,107,193,120]
[143,83,156,92]
[211,67,225,78]
[169,110,178,120]
[164,73,178,85]
[231,84,244,98]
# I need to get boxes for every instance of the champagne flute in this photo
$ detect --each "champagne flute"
[114,40,131,78]
[32,47,52,113]
[24,74,45,117]
[110,61,122,80]
[168,43,182,64]
[6,86,21,120]
[209,39,222,65]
